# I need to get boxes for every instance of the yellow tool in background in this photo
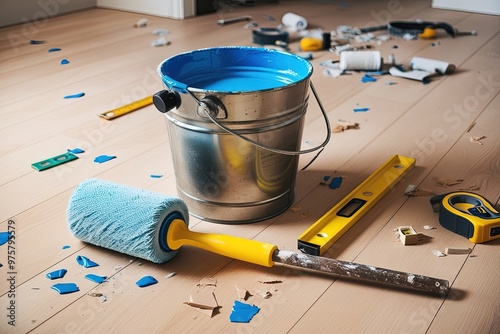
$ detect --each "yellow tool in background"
[431,192,500,243]
[298,155,416,256]
[99,95,153,120]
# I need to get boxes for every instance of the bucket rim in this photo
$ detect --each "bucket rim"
[157,46,313,94]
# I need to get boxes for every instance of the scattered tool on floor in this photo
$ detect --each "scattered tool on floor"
[298,155,415,256]
[430,192,500,243]
[98,95,153,120]
[31,152,78,171]
[359,20,477,39]
[67,178,449,295]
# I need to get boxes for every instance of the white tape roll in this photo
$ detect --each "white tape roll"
[339,51,382,71]
[282,12,308,31]
[410,57,455,74]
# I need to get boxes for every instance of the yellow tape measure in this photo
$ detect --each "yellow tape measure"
[98,96,153,120]
[298,155,416,255]
[431,192,500,243]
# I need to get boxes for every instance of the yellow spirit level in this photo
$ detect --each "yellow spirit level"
[430,192,500,243]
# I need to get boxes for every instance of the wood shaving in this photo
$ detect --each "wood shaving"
[165,272,177,279]
[332,119,359,133]
[460,184,481,191]
[255,289,273,299]
[184,291,219,317]
[289,206,302,212]
[433,177,464,187]
[88,292,104,298]
[404,184,436,197]
[470,135,486,145]
[235,285,250,300]
[197,277,217,287]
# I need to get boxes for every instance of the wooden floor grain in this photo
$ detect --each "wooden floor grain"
[1,1,499,333]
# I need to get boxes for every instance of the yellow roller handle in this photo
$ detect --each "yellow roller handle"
[166,219,278,267]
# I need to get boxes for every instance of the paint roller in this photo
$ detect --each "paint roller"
[67,178,449,295]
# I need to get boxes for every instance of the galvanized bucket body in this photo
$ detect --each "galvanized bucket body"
[157,47,313,223]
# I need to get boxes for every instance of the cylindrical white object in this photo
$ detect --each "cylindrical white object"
[410,57,455,74]
[339,51,382,71]
[282,12,308,31]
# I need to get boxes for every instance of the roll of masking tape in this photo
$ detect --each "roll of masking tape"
[339,51,382,71]
[282,12,308,31]
[252,28,289,45]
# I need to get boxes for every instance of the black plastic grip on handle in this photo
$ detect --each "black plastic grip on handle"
[153,90,180,113]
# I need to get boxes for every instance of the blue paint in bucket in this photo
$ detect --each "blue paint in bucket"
[158,46,312,93]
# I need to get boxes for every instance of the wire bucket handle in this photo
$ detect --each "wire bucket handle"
[154,82,331,156]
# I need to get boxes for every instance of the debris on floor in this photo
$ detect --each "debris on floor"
[63,92,85,99]
[134,18,150,28]
[321,176,343,189]
[150,174,163,179]
[184,290,219,317]
[445,247,471,255]
[423,225,436,230]
[0,231,12,246]
[136,275,158,287]
[30,40,45,44]
[76,255,99,268]
[85,274,107,283]
[93,155,116,164]
[31,152,78,171]
[60,59,70,65]
[433,177,463,187]
[432,250,446,257]
[151,37,170,47]
[404,184,436,197]
[332,119,359,133]
[470,135,486,145]
[235,285,250,301]
[48,47,61,52]
[51,283,80,294]
[394,226,425,245]
[229,300,260,323]
[165,272,176,279]
[46,269,68,280]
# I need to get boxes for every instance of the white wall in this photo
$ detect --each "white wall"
[0,0,96,28]
[96,0,195,19]
[432,0,500,15]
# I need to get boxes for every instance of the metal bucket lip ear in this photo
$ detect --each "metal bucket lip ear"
[158,211,187,252]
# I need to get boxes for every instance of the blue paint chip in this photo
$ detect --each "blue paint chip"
[361,75,377,83]
[94,155,116,164]
[0,231,12,246]
[229,300,260,323]
[328,176,343,189]
[67,148,85,154]
[46,269,68,280]
[136,276,158,287]
[51,283,79,294]
[60,58,70,65]
[62,245,71,249]
[76,255,99,268]
[353,107,369,112]
[30,40,45,44]
[150,174,163,178]
[48,47,61,52]
[64,92,85,99]
[85,274,107,284]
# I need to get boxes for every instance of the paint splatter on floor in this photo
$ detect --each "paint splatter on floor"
[48,47,61,52]
[30,40,45,44]
[76,255,99,268]
[353,107,369,112]
[136,276,158,287]
[64,92,85,99]
[361,75,377,83]
[94,155,116,164]
[229,300,260,323]
[327,176,343,189]
[67,148,85,154]
[51,283,79,294]
[60,59,70,65]
[85,274,107,283]
[62,245,71,249]
[46,269,68,280]
[0,232,12,246]
[150,174,163,178]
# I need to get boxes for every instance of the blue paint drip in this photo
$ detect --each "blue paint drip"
[76,255,99,268]
[94,155,116,164]
[328,176,343,189]
[361,75,377,83]
[64,92,85,99]
[48,47,61,52]
[46,269,68,280]
[52,283,79,294]
[85,274,107,284]
[353,107,369,112]
[229,300,260,323]
[67,148,85,154]
[0,231,12,246]
[136,276,158,287]
[150,174,163,178]
[60,59,70,65]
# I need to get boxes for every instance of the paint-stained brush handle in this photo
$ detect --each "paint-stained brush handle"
[273,250,450,295]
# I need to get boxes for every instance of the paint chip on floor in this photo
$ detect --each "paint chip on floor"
[361,74,377,83]
[51,283,80,294]
[94,155,116,164]
[46,269,68,280]
[0,231,12,246]
[353,107,369,112]
[64,92,85,99]
[48,47,61,52]
[30,40,45,44]
[85,274,107,283]
[229,300,260,323]
[62,245,71,249]
[136,275,158,287]
[67,148,85,154]
[76,255,99,268]
[60,59,70,65]
[150,174,163,178]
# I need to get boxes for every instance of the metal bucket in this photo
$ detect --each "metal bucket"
[154,46,330,223]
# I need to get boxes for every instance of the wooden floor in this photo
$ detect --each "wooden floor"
[1,0,499,332]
